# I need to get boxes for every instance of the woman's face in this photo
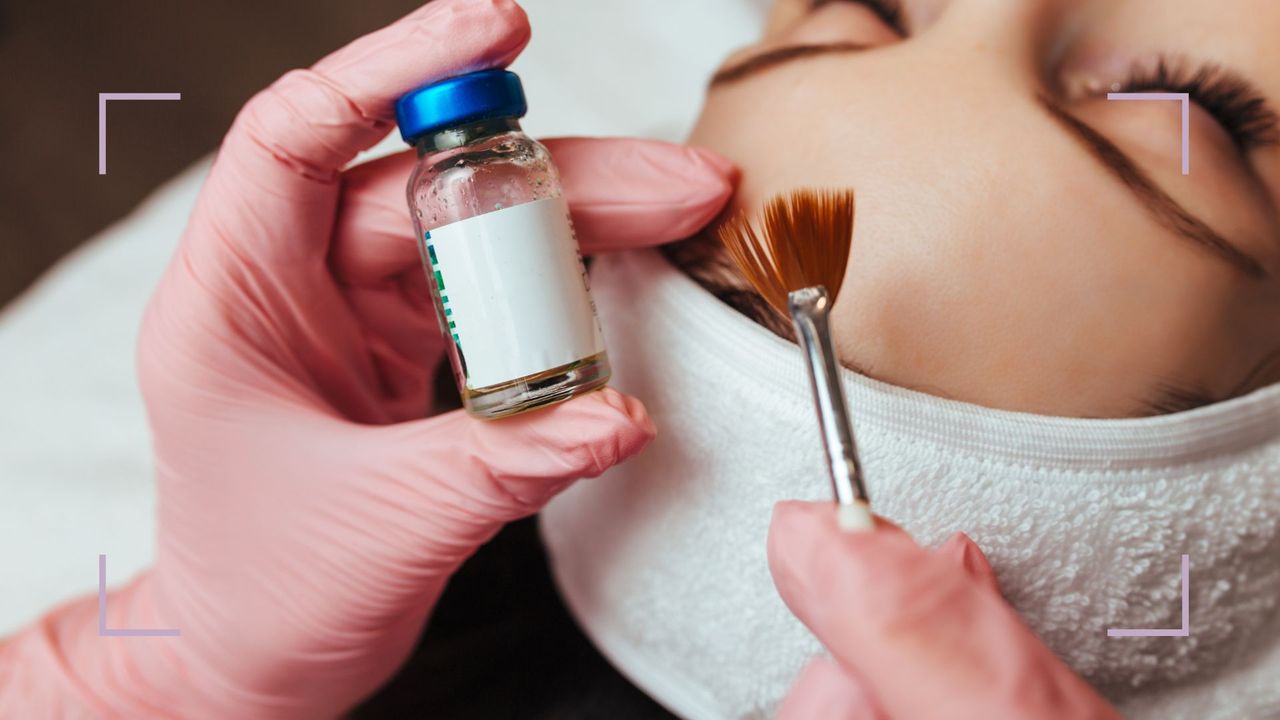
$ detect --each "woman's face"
[687,0,1280,417]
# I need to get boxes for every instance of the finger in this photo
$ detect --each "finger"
[368,387,655,564]
[329,139,736,284]
[545,137,737,252]
[331,151,420,283]
[767,501,1119,720]
[460,386,655,507]
[196,0,530,271]
[340,279,445,421]
[230,0,527,183]
[778,658,886,720]
[936,532,1001,595]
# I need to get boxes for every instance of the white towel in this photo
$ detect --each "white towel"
[543,248,1280,720]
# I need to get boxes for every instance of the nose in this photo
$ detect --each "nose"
[909,0,1072,82]
[815,0,1078,179]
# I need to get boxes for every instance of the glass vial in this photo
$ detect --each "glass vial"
[395,70,610,419]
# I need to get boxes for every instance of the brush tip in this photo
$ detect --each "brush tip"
[715,187,855,317]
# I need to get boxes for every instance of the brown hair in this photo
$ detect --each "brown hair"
[661,231,798,342]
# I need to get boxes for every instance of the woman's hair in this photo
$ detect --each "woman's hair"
[662,232,798,342]
[661,231,1278,416]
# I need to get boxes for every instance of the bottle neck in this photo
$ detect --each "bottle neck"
[414,117,522,155]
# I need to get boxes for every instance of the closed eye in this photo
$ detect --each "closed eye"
[811,0,907,35]
[1054,59,1280,278]
[1111,56,1280,153]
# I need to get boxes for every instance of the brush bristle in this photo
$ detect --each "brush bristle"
[716,188,855,318]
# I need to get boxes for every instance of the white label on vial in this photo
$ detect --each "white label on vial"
[422,196,605,390]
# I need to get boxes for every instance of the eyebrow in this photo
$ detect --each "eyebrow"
[711,41,1268,278]
[710,42,868,85]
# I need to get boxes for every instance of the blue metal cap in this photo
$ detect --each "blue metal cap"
[395,69,528,144]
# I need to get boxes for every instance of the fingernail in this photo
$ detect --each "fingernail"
[938,532,966,558]
[951,534,979,575]
[940,533,977,569]
[836,501,876,533]
[769,502,827,597]
[620,392,657,436]
[690,146,739,180]
[938,532,999,592]
[589,388,656,441]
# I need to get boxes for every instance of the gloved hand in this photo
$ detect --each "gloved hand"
[768,501,1122,720]
[0,1,734,717]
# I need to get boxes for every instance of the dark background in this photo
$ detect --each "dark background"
[0,0,421,308]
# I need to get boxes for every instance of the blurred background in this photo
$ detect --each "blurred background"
[0,0,421,307]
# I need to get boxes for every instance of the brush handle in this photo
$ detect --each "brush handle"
[788,286,869,506]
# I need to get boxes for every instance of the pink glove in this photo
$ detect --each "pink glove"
[0,1,734,717]
[768,501,1122,720]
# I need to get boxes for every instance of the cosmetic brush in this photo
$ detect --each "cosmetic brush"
[717,188,874,532]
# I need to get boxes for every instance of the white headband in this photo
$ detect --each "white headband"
[542,248,1280,720]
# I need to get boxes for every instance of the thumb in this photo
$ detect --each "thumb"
[767,501,1120,720]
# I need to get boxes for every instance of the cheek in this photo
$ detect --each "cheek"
[688,62,1262,417]
[690,73,917,217]
[829,180,1245,417]
[688,84,832,206]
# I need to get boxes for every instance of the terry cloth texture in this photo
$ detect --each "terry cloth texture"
[542,248,1280,720]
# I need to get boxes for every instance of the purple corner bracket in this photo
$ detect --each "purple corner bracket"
[1107,554,1190,638]
[98,92,182,175]
[1106,92,1190,175]
[98,554,180,637]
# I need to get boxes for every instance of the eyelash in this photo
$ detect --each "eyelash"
[1113,57,1280,152]
[806,9,1278,154]
[812,0,907,36]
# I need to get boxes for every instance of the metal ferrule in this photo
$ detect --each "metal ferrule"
[788,286,869,506]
